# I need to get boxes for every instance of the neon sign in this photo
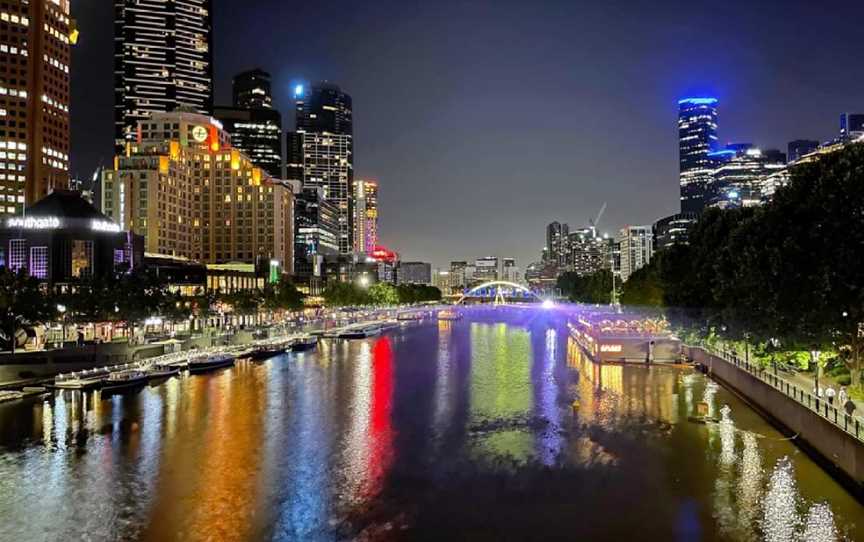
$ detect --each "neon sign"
[600,344,623,353]
[6,216,60,229]
[91,219,121,233]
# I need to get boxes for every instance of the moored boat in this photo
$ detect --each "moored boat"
[290,335,318,352]
[437,310,463,321]
[188,353,235,374]
[146,366,181,380]
[101,369,149,393]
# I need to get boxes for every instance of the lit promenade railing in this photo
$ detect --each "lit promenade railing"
[699,344,863,444]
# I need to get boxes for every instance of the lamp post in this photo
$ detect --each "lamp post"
[57,304,67,349]
[768,337,779,378]
[811,347,821,396]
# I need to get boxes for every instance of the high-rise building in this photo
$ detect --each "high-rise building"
[678,97,719,214]
[567,227,605,276]
[213,69,282,177]
[546,221,569,267]
[397,261,432,285]
[232,68,271,109]
[617,226,653,283]
[787,140,819,163]
[653,213,698,251]
[294,186,339,287]
[294,81,353,135]
[101,111,293,268]
[352,179,378,254]
[501,257,520,283]
[474,256,498,283]
[287,82,354,254]
[449,260,469,294]
[707,144,786,208]
[0,0,74,214]
[114,0,213,152]
[840,113,864,141]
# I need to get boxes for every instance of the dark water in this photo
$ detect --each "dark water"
[0,308,861,541]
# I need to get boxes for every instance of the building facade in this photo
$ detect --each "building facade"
[0,190,142,285]
[286,130,353,254]
[474,256,498,284]
[213,69,282,177]
[678,97,719,214]
[617,225,653,283]
[101,111,293,268]
[567,227,605,276]
[397,261,432,285]
[787,139,819,163]
[351,179,378,254]
[114,0,213,151]
[653,212,698,251]
[840,113,864,141]
[0,0,74,214]
[707,144,786,209]
[545,221,569,267]
[294,186,339,286]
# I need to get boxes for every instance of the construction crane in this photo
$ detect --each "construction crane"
[588,202,606,232]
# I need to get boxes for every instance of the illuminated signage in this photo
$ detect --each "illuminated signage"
[91,219,121,233]
[6,216,60,229]
[600,344,623,353]
[191,125,208,143]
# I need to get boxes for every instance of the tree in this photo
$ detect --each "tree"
[262,276,305,312]
[620,263,663,307]
[0,268,54,352]
[322,282,369,307]
[557,269,612,304]
[368,282,399,305]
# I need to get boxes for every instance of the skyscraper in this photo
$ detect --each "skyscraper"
[617,226,653,283]
[678,97,719,214]
[546,221,569,267]
[214,69,282,177]
[233,68,272,109]
[707,144,786,208]
[0,0,74,214]
[352,179,378,254]
[287,82,354,254]
[295,81,353,135]
[114,0,213,152]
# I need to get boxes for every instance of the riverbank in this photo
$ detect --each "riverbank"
[688,345,864,500]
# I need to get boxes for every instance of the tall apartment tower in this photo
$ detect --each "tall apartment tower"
[678,97,719,214]
[545,221,569,267]
[214,69,282,177]
[286,82,354,254]
[617,225,653,283]
[113,0,213,152]
[352,179,378,254]
[0,0,74,214]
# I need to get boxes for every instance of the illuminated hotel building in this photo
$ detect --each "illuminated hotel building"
[678,97,719,214]
[286,82,354,254]
[0,0,74,215]
[214,69,282,177]
[114,0,213,152]
[101,111,293,268]
[352,179,378,254]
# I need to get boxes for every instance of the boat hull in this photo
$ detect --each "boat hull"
[188,358,235,374]
[101,376,149,393]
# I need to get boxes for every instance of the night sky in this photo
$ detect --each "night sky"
[71,0,864,268]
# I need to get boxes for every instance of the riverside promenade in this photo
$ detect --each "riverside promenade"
[688,345,864,498]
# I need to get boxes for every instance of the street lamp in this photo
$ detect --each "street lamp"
[810,347,821,396]
[768,337,780,377]
[57,304,67,348]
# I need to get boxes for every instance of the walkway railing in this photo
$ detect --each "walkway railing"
[699,345,864,444]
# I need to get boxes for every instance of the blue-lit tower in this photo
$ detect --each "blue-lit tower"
[678,97,719,214]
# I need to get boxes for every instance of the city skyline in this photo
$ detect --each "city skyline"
[71,1,864,267]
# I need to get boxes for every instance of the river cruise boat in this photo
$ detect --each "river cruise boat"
[102,370,149,393]
[338,324,382,339]
[53,370,108,390]
[146,365,181,380]
[188,353,236,374]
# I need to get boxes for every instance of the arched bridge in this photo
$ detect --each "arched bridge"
[455,281,546,305]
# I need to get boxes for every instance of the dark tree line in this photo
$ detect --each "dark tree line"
[322,281,442,307]
[620,143,864,386]
[557,269,613,304]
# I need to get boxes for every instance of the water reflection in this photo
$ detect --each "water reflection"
[0,313,860,541]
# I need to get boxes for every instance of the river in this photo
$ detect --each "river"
[0,307,861,541]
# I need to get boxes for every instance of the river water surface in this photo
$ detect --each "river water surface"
[0,308,861,541]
